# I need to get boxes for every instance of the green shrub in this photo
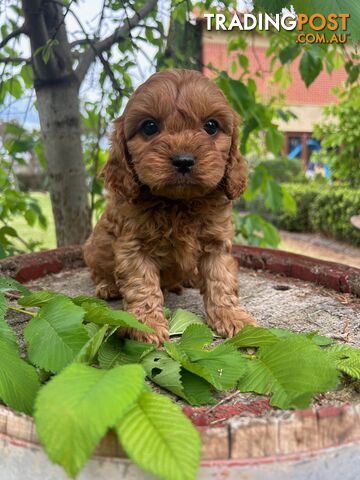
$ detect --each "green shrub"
[275,183,319,232]
[257,158,304,183]
[243,183,318,232]
[309,188,360,246]
[244,183,360,246]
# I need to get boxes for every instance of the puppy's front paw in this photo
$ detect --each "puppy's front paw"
[120,312,169,347]
[95,280,121,300]
[207,306,257,338]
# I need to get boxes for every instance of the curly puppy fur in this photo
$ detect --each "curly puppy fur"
[84,69,256,345]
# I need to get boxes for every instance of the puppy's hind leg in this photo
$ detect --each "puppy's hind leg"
[83,231,121,301]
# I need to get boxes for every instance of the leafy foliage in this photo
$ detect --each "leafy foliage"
[165,324,246,390]
[0,339,40,414]
[116,392,201,480]
[169,308,203,335]
[246,182,360,247]
[326,344,360,379]
[81,301,154,332]
[0,121,47,257]
[0,292,19,350]
[98,335,155,368]
[238,336,339,409]
[35,363,145,478]
[225,325,279,348]
[313,84,360,187]
[24,297,89,373]
[0,278,360,479]
[142,350,215,405]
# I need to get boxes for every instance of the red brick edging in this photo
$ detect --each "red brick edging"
[1,244,358,297]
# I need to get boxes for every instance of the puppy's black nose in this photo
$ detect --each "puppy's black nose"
[171,154,195,174]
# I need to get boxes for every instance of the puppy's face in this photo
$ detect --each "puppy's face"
[102,70,247,201]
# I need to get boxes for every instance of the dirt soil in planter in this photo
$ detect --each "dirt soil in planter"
[5,266,360,422]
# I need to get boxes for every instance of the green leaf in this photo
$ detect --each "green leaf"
[264,178,284,212]
[20,64,33,88]
[98,336,154,369]
[71,295,107,307]
[0,292,19,353]
[9,77,23,99]
[35,363,145,478]
[116,392,201,480]
[169,308,204,335]
[265,127,283,155]
[279,45,301,64]
[269,328,334,346]
[165,324,245,390]
[19,290,67,307]
[142,350,215,405]
[0,339,40,414]
[81,302,154,332]
[326,344,360,379]
[0,276,30,295]
[238,337,339,409]
[281,187,297,215]
[24,297,89,373]
[74,324,108,364]
[238,54,249,71]
[224,325,279,348]
[299,51,323,87]
[24,208,37,227]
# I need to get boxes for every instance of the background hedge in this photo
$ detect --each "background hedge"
[243,183,360,246]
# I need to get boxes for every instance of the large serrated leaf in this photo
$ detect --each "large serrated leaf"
[71,295,107,307]
[169,309,204,335]
[0,339,40,414]
[74,325,108,364]
[325,343,360,379]
[238,337,339,409]
[0,292,19,353]
[81,302,154,332]
[0,276,30,295]
[98,335,154,368]
[269,328,334,346]
[24,297,89,373]
[35,363,145,478]
[116,392,200,480]
[19,290,67,307]
[224,325,279,348]
[165,324,245,390]
[142,350,215,405]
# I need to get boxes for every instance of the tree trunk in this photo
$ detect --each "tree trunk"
[22,0,91,246]
[36,78,91,246]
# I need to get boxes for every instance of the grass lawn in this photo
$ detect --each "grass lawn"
[11,192,56,251]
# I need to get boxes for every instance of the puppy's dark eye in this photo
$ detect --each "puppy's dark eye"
[203,119,219,136]
[141,119,159,137]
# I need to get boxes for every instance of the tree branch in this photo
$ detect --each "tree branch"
[75,0,157,82]
[0,56,30,64]
[0,25,27,49]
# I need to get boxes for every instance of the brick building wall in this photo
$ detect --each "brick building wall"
[201,29,348,163]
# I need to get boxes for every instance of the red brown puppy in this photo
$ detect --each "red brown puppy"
[84,69,256,345]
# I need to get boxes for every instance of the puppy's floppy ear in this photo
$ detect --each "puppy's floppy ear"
[223,113,248,200]
[100,116,140,200]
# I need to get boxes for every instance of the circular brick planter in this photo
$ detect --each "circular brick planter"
[0,246,359,479]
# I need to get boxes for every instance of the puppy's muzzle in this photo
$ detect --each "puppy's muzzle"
[170,153,195,175]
